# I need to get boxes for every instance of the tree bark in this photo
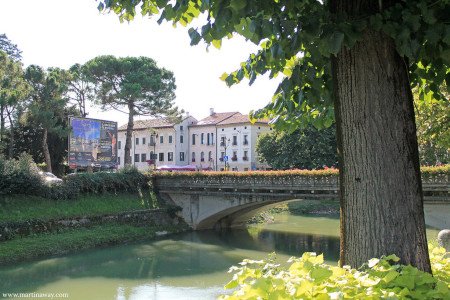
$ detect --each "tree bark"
[6,108,14,159]
[124,101,134,165]
[0,103,4,143]
[331,23,431,271]
[42,128,52,173]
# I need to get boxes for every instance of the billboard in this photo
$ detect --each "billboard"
[68,117,118,169]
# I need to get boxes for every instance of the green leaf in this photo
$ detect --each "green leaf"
[230,0,246,12]
[329,32,345,55]
[188,28,201,45]
[310,267,332,282]
[212,39,222,49]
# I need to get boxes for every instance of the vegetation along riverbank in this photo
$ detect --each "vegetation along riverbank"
[0,155,189,265]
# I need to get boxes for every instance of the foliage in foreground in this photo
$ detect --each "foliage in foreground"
[220,245,449,300]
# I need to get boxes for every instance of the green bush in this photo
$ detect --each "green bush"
[0,153,44,196]
[220,245,449,299]
[58,168,148,198]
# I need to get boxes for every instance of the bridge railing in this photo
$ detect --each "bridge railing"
[153,171,449,201]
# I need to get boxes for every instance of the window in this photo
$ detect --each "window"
[118,141,121,149]
[150,136,156,146]
[150,151,156,160]
[134,154,140,162]
[168,152,173,161]
[180,125,184,131]
[118,157,121,165]
[207,133,210,145]
[135,138,139,145]
[141,153,147,162]
[200,151,205,162]
[159,153,164,161]
[192,152,196,162]
[220,136,226,147]
[201,133,204,144]
[211,133,214,145]
[243,151,248,161]
[180,135,184,143]
[169,135,173,143]
[243,135,248,145]
[232,151,237,161]
[160,135,164,144]
[208,151,212,161]
[220,152,225,161]
[232,135,238,146]
[142,137,146,145]
[180,152,185,161]
[192,134,196,145]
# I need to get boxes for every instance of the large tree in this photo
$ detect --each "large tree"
[24,65,70,173]
[84,55,178,165]
[0,34,22,61]
[257,126,337,170]
[414,88,449,165]
[99,1,449,272]
[67,63,94,118]
[0,51,29,157]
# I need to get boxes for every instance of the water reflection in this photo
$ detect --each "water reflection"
[0,215,340,299]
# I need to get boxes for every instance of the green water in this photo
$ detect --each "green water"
[0,211,440,300]
[0,214,340,300]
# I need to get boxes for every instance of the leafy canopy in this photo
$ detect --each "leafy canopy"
[256,125,337,170]
[84,55,178,117]
[98,0,449,131]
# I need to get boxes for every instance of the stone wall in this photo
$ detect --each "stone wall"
[0,209,186,242]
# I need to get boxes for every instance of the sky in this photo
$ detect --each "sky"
[0,0,281,126]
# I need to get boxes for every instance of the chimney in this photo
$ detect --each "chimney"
[209,108,215,116]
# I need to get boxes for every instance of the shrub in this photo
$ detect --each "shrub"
[0,153,45,196]
[63,166,148,196]
[220,245,449,299]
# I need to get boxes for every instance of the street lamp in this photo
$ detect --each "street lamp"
[149,129,158,170]
[221,137,230,171]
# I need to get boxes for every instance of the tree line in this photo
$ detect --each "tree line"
[0,34,180,175]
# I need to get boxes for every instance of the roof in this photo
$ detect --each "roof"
[118,118,174,131]
[217,114,269,126]
[192,112,240,126]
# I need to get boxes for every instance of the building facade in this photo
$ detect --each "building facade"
[117,110,271,171]
[117,116,197,170]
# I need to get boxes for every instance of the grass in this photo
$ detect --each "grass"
[0,192,152,223]
[0,223,187,266]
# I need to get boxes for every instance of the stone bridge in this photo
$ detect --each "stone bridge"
[153,172,449,230]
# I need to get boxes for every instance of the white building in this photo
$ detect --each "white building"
[117,116,197,171]
[189,109,239,171]
[216,113,272,171]
[117,110,271,171]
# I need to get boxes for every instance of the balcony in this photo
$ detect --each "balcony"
[192,158,196,162]
[220,142,225,147]
[243,141,249,145]
[231,156,238,161]
[148,141,156,146]
[201,158,205,162]
[232,142,237,146]
[242,157,248,161]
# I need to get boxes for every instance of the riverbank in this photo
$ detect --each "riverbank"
[0,192,189,266]
[247,199,339,224]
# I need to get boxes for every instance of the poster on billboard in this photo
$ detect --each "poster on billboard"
[68,117,118,169]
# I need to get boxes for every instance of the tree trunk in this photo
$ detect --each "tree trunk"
[124,102,134,165]
[6,109,14,159]
[42,128,52,173]
[0,103,4,143]
[331,21,431,271]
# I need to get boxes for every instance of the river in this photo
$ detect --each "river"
[0,210,440,300]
